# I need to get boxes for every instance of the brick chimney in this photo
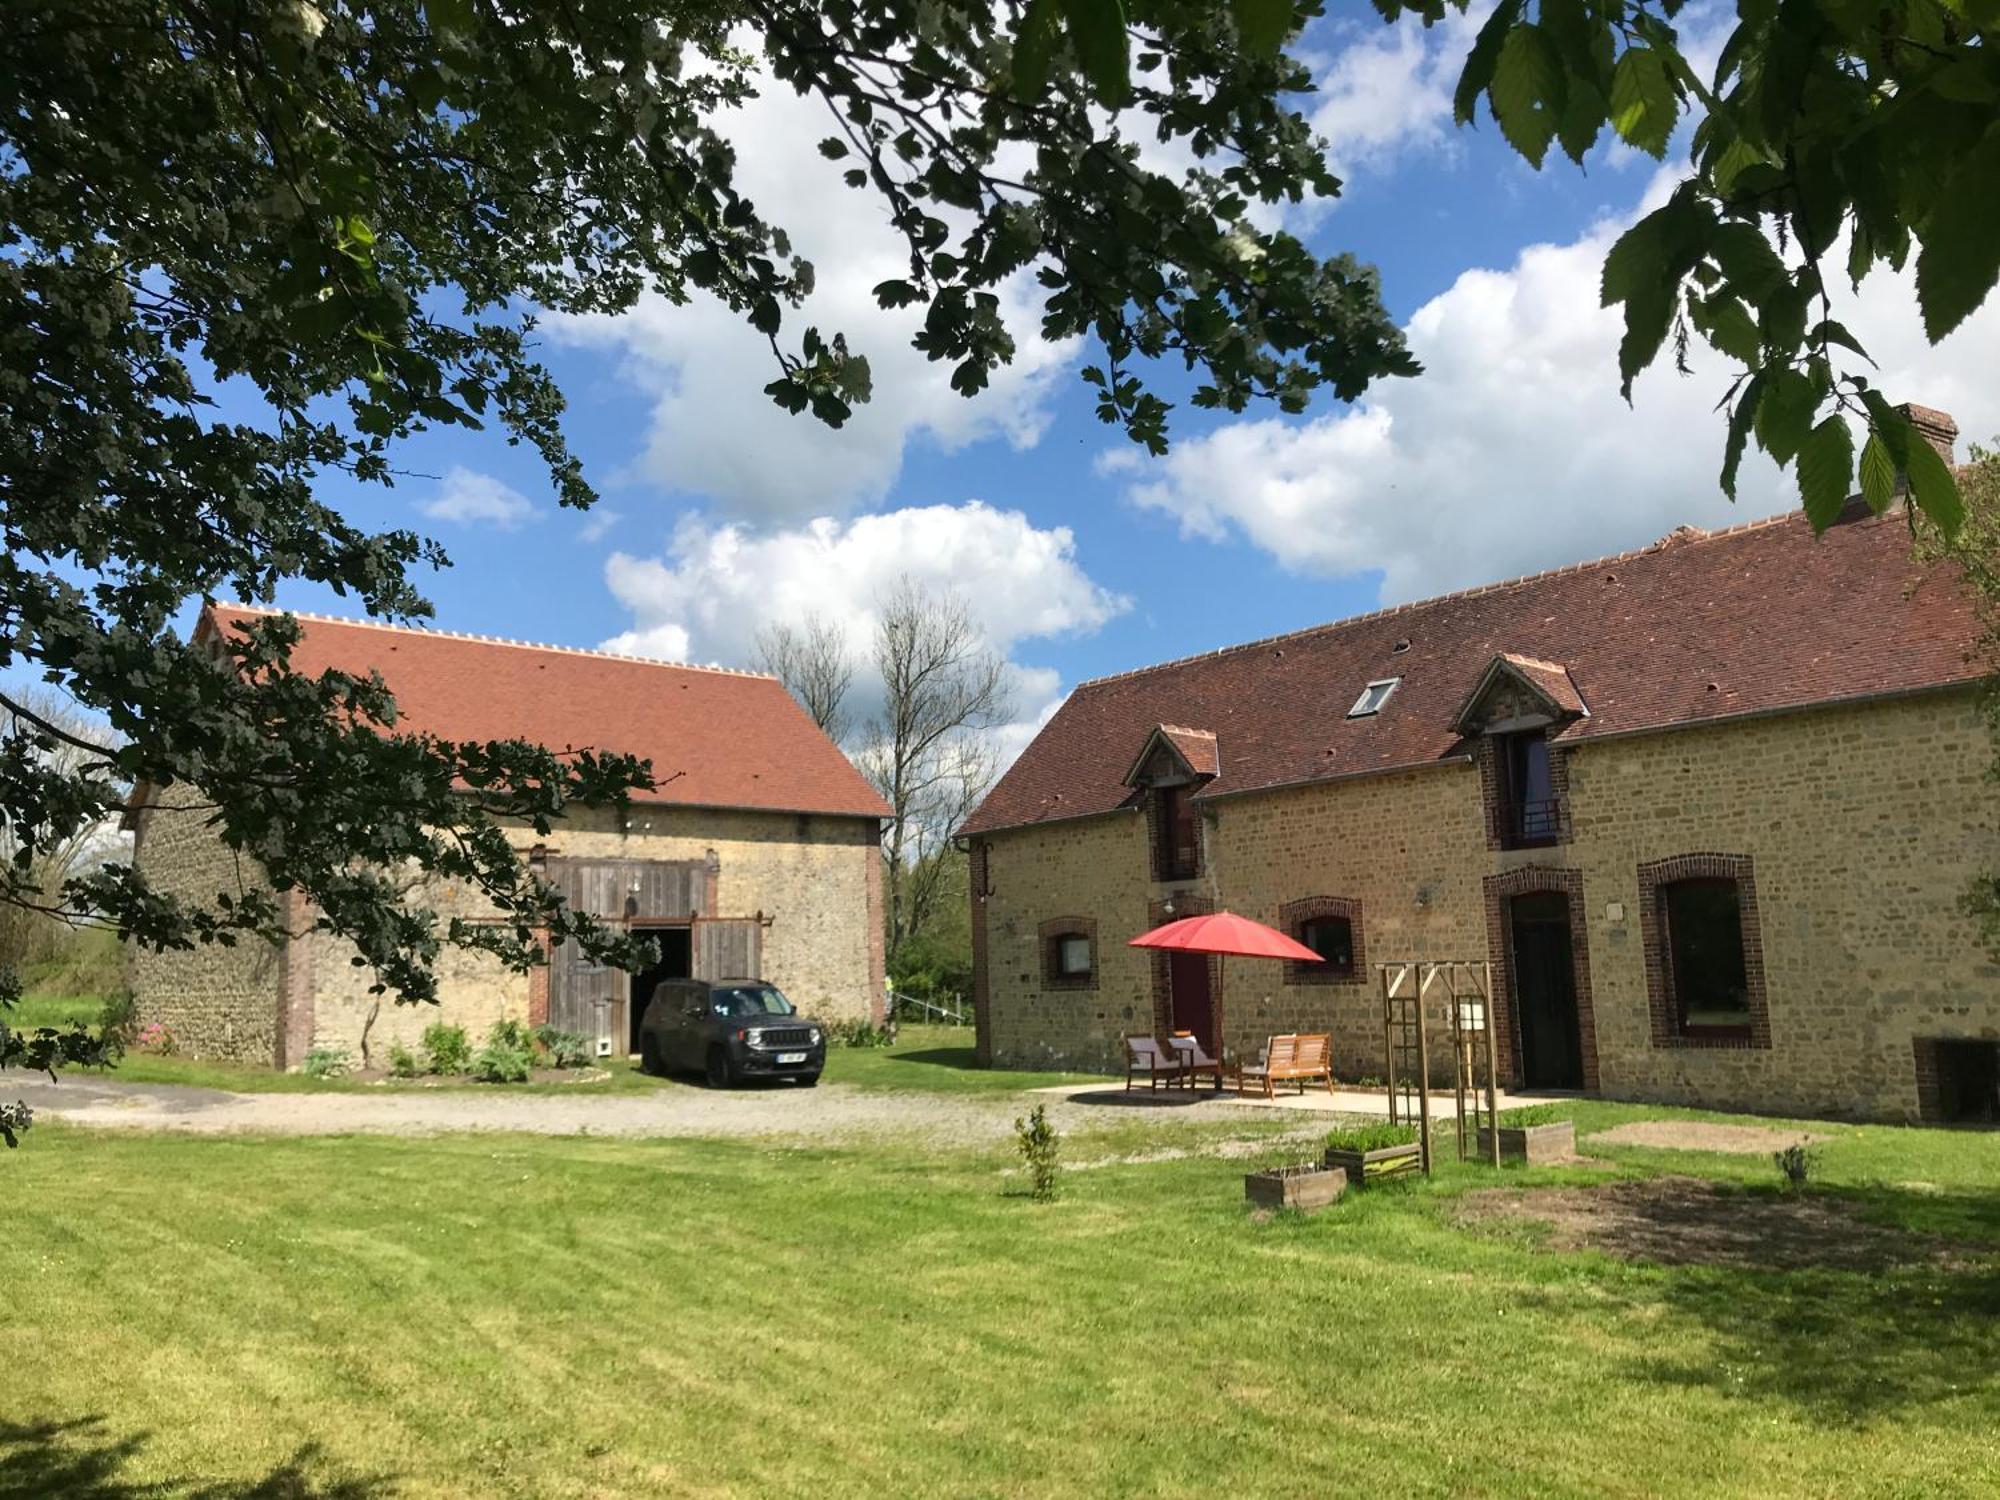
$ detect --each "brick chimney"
[1897,402,1958,464]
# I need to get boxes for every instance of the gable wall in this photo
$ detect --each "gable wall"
[974,689,2000,1120]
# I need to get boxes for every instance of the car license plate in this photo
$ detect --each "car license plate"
[776,1051,808,1064]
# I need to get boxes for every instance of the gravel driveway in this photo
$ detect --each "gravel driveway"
[7,1072,1283,1149]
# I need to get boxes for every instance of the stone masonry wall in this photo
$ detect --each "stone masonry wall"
[125,790,285,1064]
[977,689,1999,1121]
[1565,690,1998,1120]
[979,766,1485,1079]
[300,802,883,1063]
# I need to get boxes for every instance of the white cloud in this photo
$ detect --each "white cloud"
[1305,5,1491,181]
[599,501,1129,749]
[577,507,623,544]
[418,467,538,530]
[553,72,1073,523]
[1102,170,2000,604]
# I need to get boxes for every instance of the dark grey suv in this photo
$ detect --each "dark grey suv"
[638,978,826,1088]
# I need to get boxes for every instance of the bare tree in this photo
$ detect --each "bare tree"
[857,580,1011,968]
[1,690,126,974]
[756,613,858,745]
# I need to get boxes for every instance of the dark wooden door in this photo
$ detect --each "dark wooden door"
[1168,950,1215,1054]
[1510,893,1583,1088]
[545,857,707,1054]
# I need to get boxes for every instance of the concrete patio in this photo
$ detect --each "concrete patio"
[1031,1079,1569,1118]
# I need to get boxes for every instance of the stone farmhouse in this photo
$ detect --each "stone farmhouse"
[128,605,890,1068]
[962,409,2000,1124]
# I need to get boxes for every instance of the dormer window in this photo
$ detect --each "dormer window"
[1497,730,1559,848]
[1348,677,1400,718]
[1154,783,1200,882]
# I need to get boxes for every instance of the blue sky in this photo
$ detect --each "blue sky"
[269,2,2000,758]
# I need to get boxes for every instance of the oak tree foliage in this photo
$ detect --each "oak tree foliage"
[0,1,1414,1031]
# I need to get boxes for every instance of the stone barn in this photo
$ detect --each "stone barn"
[128,605,890,1068]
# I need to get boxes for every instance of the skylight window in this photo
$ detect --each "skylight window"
[1347,677,1401,718]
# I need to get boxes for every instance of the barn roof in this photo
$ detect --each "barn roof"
[199,605,890,820]
[961,503,1983,837]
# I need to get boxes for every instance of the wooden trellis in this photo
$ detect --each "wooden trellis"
[1379,959,1500,1173]
[1378,961,1433,1177]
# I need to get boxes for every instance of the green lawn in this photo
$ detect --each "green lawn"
[4,1102,1997,1498]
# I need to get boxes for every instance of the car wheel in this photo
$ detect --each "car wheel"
[798,1073,821,1088]
[638,1033,660,1075]
[704,1046,735,1089]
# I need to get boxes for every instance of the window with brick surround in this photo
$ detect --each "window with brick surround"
[1039,917,1097,990]
[1638,855,1769,1048]
[1280,896,1364,984]
[1152,784,1200,882]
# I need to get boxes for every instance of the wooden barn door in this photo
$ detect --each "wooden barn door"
[693,918,763,983]
[546,857,706,1055]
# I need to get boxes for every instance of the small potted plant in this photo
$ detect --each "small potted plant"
[1322,1121,1423,1184]
[1244,1160,1347,1213]
[1477,1104,1576,1165]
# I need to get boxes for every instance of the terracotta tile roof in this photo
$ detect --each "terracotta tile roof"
[1454,652,1589,727]
[961,506,1983,836]
[202,605,891,820]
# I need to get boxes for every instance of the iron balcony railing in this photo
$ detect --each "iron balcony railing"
[1500,796,1563,846]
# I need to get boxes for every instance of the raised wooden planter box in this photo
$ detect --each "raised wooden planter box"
[1244,1163,1348,1213]
[1477,1119,1576,1166]
[1322,1142,1423,1185]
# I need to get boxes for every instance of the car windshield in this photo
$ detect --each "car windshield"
[710,985,796,1018]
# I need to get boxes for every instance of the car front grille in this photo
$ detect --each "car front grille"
[759,1027,815,1048]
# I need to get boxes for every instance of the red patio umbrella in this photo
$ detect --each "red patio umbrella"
[1128,911,1322,963]
[1129,912,1322,1066]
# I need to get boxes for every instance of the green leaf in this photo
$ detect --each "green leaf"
[1061,0,1130,108]
[1904,427,1966,534]
[1700,295,1762,363]
[1608,46,1678,158]
[1914,130,2000,341]
[1753,367,1817,465]
[1455,0,1522,127]
[1797,414,1855,530]
[426,0,473,37]
[817,138,849,161]
[1489,24,1565,168]
[1857,431,1897,512]
[1721,374,1762,498]
[1013,0,1059,100]
[1230,0,1293,55]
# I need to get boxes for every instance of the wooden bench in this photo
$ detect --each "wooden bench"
[1230,1033,1336,1098]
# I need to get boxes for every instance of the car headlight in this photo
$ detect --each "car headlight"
[745,1028,764,1047]
[808,1027,822,1044]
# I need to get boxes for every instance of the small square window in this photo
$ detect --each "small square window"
[1347,678,1400,717]
[1299,915,1355,976]
[1056,936,1093,977]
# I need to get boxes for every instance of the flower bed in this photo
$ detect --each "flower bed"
[1322,1122,1423,1184]
[1244,1163,1348,1213]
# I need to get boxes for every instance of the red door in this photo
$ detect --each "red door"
[1168,950,1215,1053]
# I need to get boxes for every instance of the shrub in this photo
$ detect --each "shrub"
[471,1038,532,1084]
[421,1023,470,1075]
[827,1017,895,1049]
[1324,1121,1420,1154]
[487,1018,535,1051]
[1014,1104,1060,1201]
[387,1042,420,1079]
[97,993,137,1049]
[132,1020,177,1056]
[303,1046,349,1079]
[1495,1104,1568,1128]
[532,1025,591,1069]
[1774,1142,1818,1190]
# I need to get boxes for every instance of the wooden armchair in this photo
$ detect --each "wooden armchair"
[1124,1034,1185,1092]
[1167,1031,1225,1091]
